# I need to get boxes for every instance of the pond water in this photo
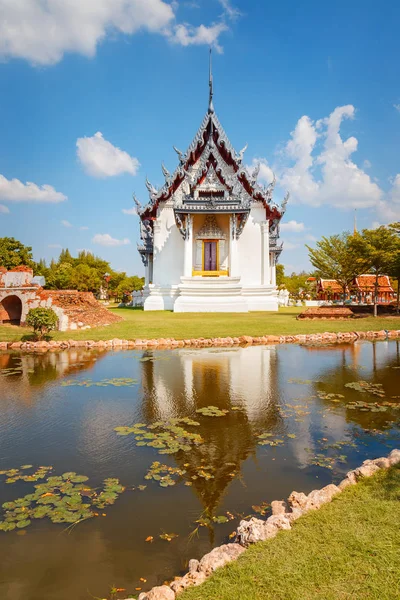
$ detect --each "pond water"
[0,341,399,600]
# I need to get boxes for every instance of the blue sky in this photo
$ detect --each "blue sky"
[0,0,399,276]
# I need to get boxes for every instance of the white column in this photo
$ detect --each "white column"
[145,261,150,286]
[260,220,270,285]
[183,215,193,277]
[271,253,276,287]
[229,215,239,277]
[152,220,161,285]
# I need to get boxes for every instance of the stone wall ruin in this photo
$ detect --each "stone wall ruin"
[0,267,121,331]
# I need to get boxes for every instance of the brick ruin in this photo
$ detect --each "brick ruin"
[0,266,122,331]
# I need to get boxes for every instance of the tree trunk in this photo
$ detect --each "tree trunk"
[342,284,347,306]
[374,272,379,318]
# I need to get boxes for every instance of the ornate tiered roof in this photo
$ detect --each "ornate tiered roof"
[137,107,287,222]
[136,53,288,264]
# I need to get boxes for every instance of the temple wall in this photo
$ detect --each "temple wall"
[153,204,184,286]
[237,206,266,286]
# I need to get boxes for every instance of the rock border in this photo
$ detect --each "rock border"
[124,449,400,600]
[1,329,400,353]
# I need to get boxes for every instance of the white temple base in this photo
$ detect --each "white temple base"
[174,276,247,313]
[143,285,180,311]
[143,279,279,312]
[242,285,279,311]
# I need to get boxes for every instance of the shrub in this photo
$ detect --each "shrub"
[26,307,58,339]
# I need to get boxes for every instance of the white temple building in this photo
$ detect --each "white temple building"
[136,55,288,312]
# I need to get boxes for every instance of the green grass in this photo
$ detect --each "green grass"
[182,465,400,600]
[0,307,399,342]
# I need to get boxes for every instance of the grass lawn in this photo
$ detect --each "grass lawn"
[182,465,400,600]
[0,307,399,342]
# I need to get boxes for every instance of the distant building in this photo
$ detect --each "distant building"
[316,275,395,304]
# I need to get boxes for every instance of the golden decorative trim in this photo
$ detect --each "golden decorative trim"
[192,270,229,277]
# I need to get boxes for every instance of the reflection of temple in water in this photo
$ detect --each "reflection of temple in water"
[139,346,282,515]
[0,349,107,405]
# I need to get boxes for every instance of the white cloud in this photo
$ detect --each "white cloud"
[48,243,62,248]
[0,204,10,214]
[378,174,400,222]
[394,104,400,113]
[80,226,89,230]
[0,174,67,203]
[218,0,241,20]
[122,206,137,215]
[279,105,382,209]
[77,132,140,178]
[280,220,305,233]
[363,159,372,169]
[61,220,72,228]
[168,22,228,53]
[0,0,229,66]
[92,233,131,247]
[304,234,317,242]
[283,241,300,250]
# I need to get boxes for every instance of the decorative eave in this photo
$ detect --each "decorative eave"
[138,110,287,223]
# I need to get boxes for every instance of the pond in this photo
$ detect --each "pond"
[0,341,399,600]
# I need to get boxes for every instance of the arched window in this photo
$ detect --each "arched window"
[0,295,23,325]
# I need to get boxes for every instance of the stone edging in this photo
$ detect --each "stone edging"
[124,449,400,600]
[1,329,400,353]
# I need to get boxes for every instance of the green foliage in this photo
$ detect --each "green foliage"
[68,263,102,292]
[35,247,143,296]
[0,467,126,532]
[26,308,58,339]
[387,222,400,312]
[114,418,203,455]
[115,275,145,303]
[307,232,369,302]
[61,377,137,387]
[283,271,313,301]
[195,406,229,417]
[144,462,186,487]
[0,237,35,270]
[350,226,400,316]
[276,263,285,287]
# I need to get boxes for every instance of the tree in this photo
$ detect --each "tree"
[276,264,285,287]
[387,223,400,313]
[307,233,369,305]
[283,271,312,302]
[0,237,35,270]
[52,262,73,289]
[69,264,102,293]
[26,308,58,340]
[351,226,400,317]
[115,276,145,303]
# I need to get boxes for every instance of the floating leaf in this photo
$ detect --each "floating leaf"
[115,419,203,455]
[212,515,229,524]
[159,532,179,541]
[196,406,229,417]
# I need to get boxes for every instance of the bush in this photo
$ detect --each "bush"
[26,307,58,339]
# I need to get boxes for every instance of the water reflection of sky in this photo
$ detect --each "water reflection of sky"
[0,342,399,600]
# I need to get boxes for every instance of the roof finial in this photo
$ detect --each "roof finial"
[208,47,214,114]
